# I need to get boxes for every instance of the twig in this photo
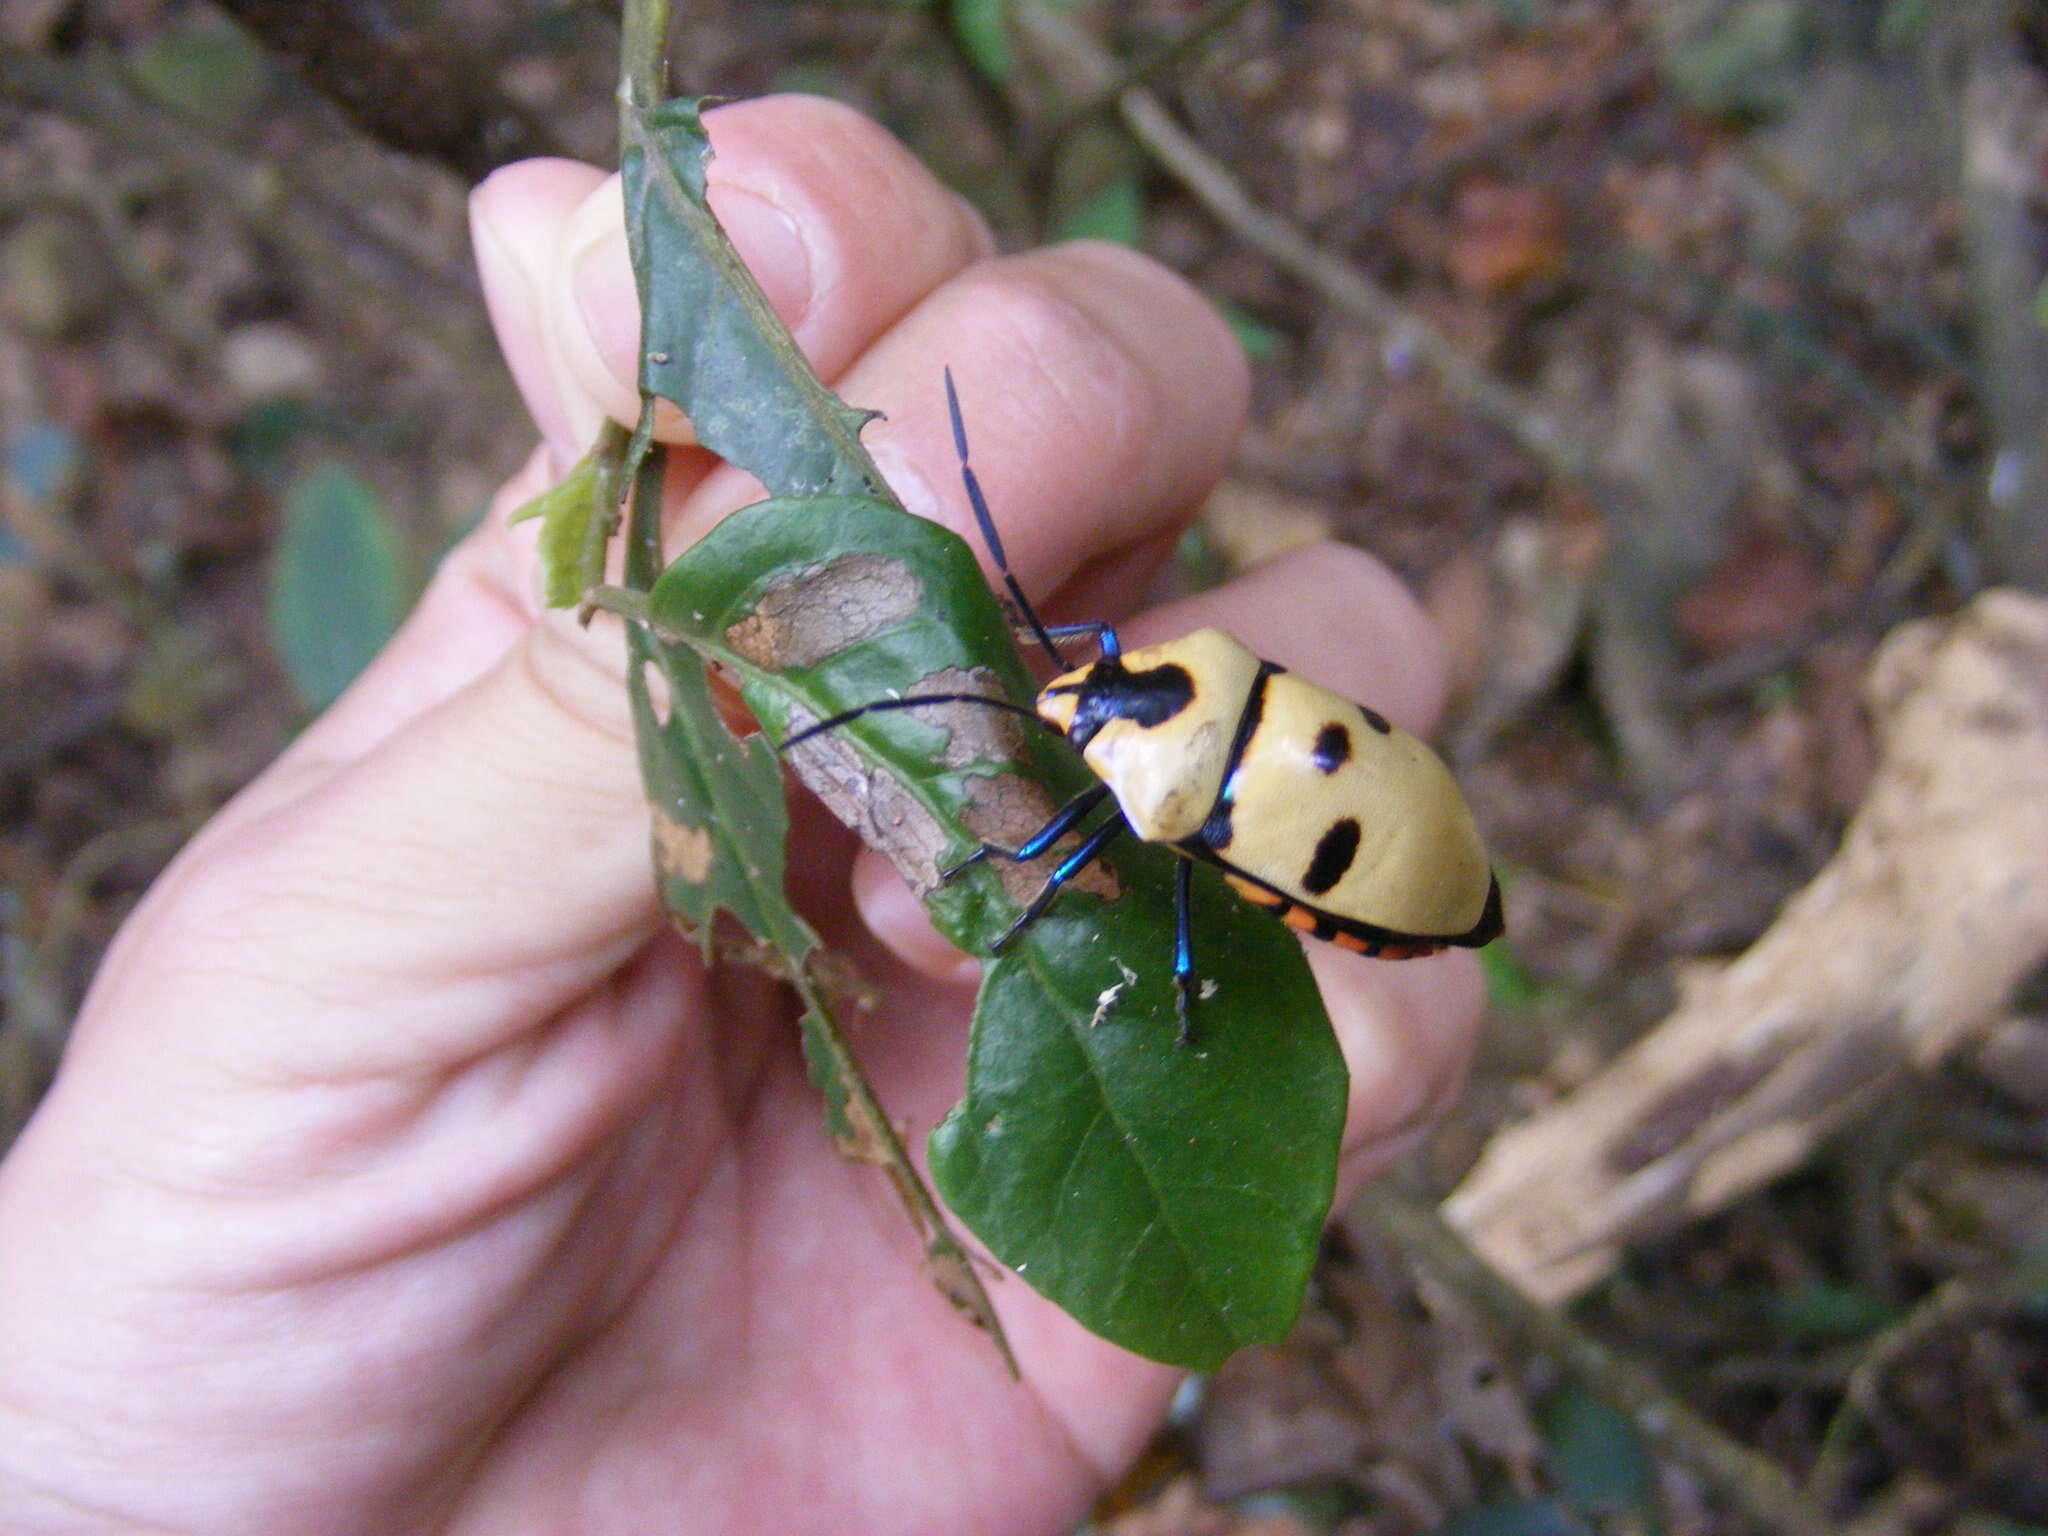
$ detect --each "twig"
[1354,1186,1834,1536]
[1042,0,1261,143]
[1327,52,1657,250]
[1806,1261,2048,1509]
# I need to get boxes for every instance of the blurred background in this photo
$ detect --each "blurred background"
[5,1,2048,1532]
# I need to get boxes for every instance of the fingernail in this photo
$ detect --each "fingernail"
[471,180,578,454]
[570,225,640,395]
[569,189,814,398]
[708,187,814,332]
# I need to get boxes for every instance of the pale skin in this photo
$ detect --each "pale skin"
[0,98,1483,1536]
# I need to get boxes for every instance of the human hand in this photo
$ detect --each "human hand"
[0,97,1483,1535]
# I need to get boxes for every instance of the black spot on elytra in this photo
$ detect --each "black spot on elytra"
[1302,817,1361,896]
[1312,722,1351,774]
[1360,704,1392,735]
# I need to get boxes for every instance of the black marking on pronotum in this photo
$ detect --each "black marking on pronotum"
[1120,662,1197,726]
[1301,817,1362,896]
[1360,704,1392,735]
[1195,661,1282,851]
[1311,722,1351,775]
[1051,661,1195,752]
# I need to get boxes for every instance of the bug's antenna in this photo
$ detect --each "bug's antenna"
[945,367,1070,670]
[778,691,1051,751]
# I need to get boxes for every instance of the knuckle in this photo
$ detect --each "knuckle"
[946,257,1158,471]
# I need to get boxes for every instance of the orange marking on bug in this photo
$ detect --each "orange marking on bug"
[1225,874,1286,908]
[1378,942,1442,960]
[1332,931,1375,954]
[1282,905,1320,933]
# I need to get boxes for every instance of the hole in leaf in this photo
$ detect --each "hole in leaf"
[640,658,672,727]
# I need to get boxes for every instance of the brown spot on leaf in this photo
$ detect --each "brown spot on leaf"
[652,811,714,883]
[891,667,1031,769]
[724,554,921,669]
[782,713,954,892]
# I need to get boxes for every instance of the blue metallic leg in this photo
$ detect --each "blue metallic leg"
[940,783,1111,883]
[990,812,1126,953]
[1034,622,1122,661]
[1173,857,1197,1047]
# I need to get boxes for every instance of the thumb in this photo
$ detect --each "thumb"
[75,531,666,1082]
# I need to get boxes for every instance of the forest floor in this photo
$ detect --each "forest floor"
[5,1,2048,1533]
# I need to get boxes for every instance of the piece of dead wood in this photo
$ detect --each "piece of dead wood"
[1447,590,2048,1303]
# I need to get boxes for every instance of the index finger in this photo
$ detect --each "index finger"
[673,240,1250,616]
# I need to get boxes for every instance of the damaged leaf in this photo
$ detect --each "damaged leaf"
[623,99,885,501]
[631,609,811,958]
[649,495,1348,1369]
[507,451,604,609]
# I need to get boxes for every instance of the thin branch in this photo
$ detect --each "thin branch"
[1807,1261,2048,1508]
[1353,1187,1834,1536]
[1044,0,1261,142]
[606,0,1016,1372]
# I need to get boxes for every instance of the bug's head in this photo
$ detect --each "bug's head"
[1035,659,1123,751]
[1037,653,1200,753]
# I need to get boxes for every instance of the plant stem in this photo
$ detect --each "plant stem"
[619,0,672,124]
[605,0,1017,1373]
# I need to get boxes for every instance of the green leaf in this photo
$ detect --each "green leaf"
[268,465,404,710]
[950,0,1017,83]
[1055,177,1145,247]
[1217,300,1285,363]
[648,496,1347,1369]
[1878,0,1930,51]
[622,100,886,503]
[1758,1281,1898,1339]
[631,618,814,959]
[128,15,268,127]
[1490,0,1547,31]
[1481,939,1540,1012]
[508,453,606,609]
[1539,1387,1656,1519]
[1660,0,1805,121]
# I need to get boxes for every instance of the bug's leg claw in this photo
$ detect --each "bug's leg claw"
[940,845,991,884]
[1174,973,1197,1048]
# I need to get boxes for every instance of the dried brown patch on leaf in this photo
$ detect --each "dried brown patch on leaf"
[723,554,922,670]
[652,809,714,883]
[925,1244,1004,1331]
[913,666,1031,768]
[782,718,954,892]
[819,1051,894,1165]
